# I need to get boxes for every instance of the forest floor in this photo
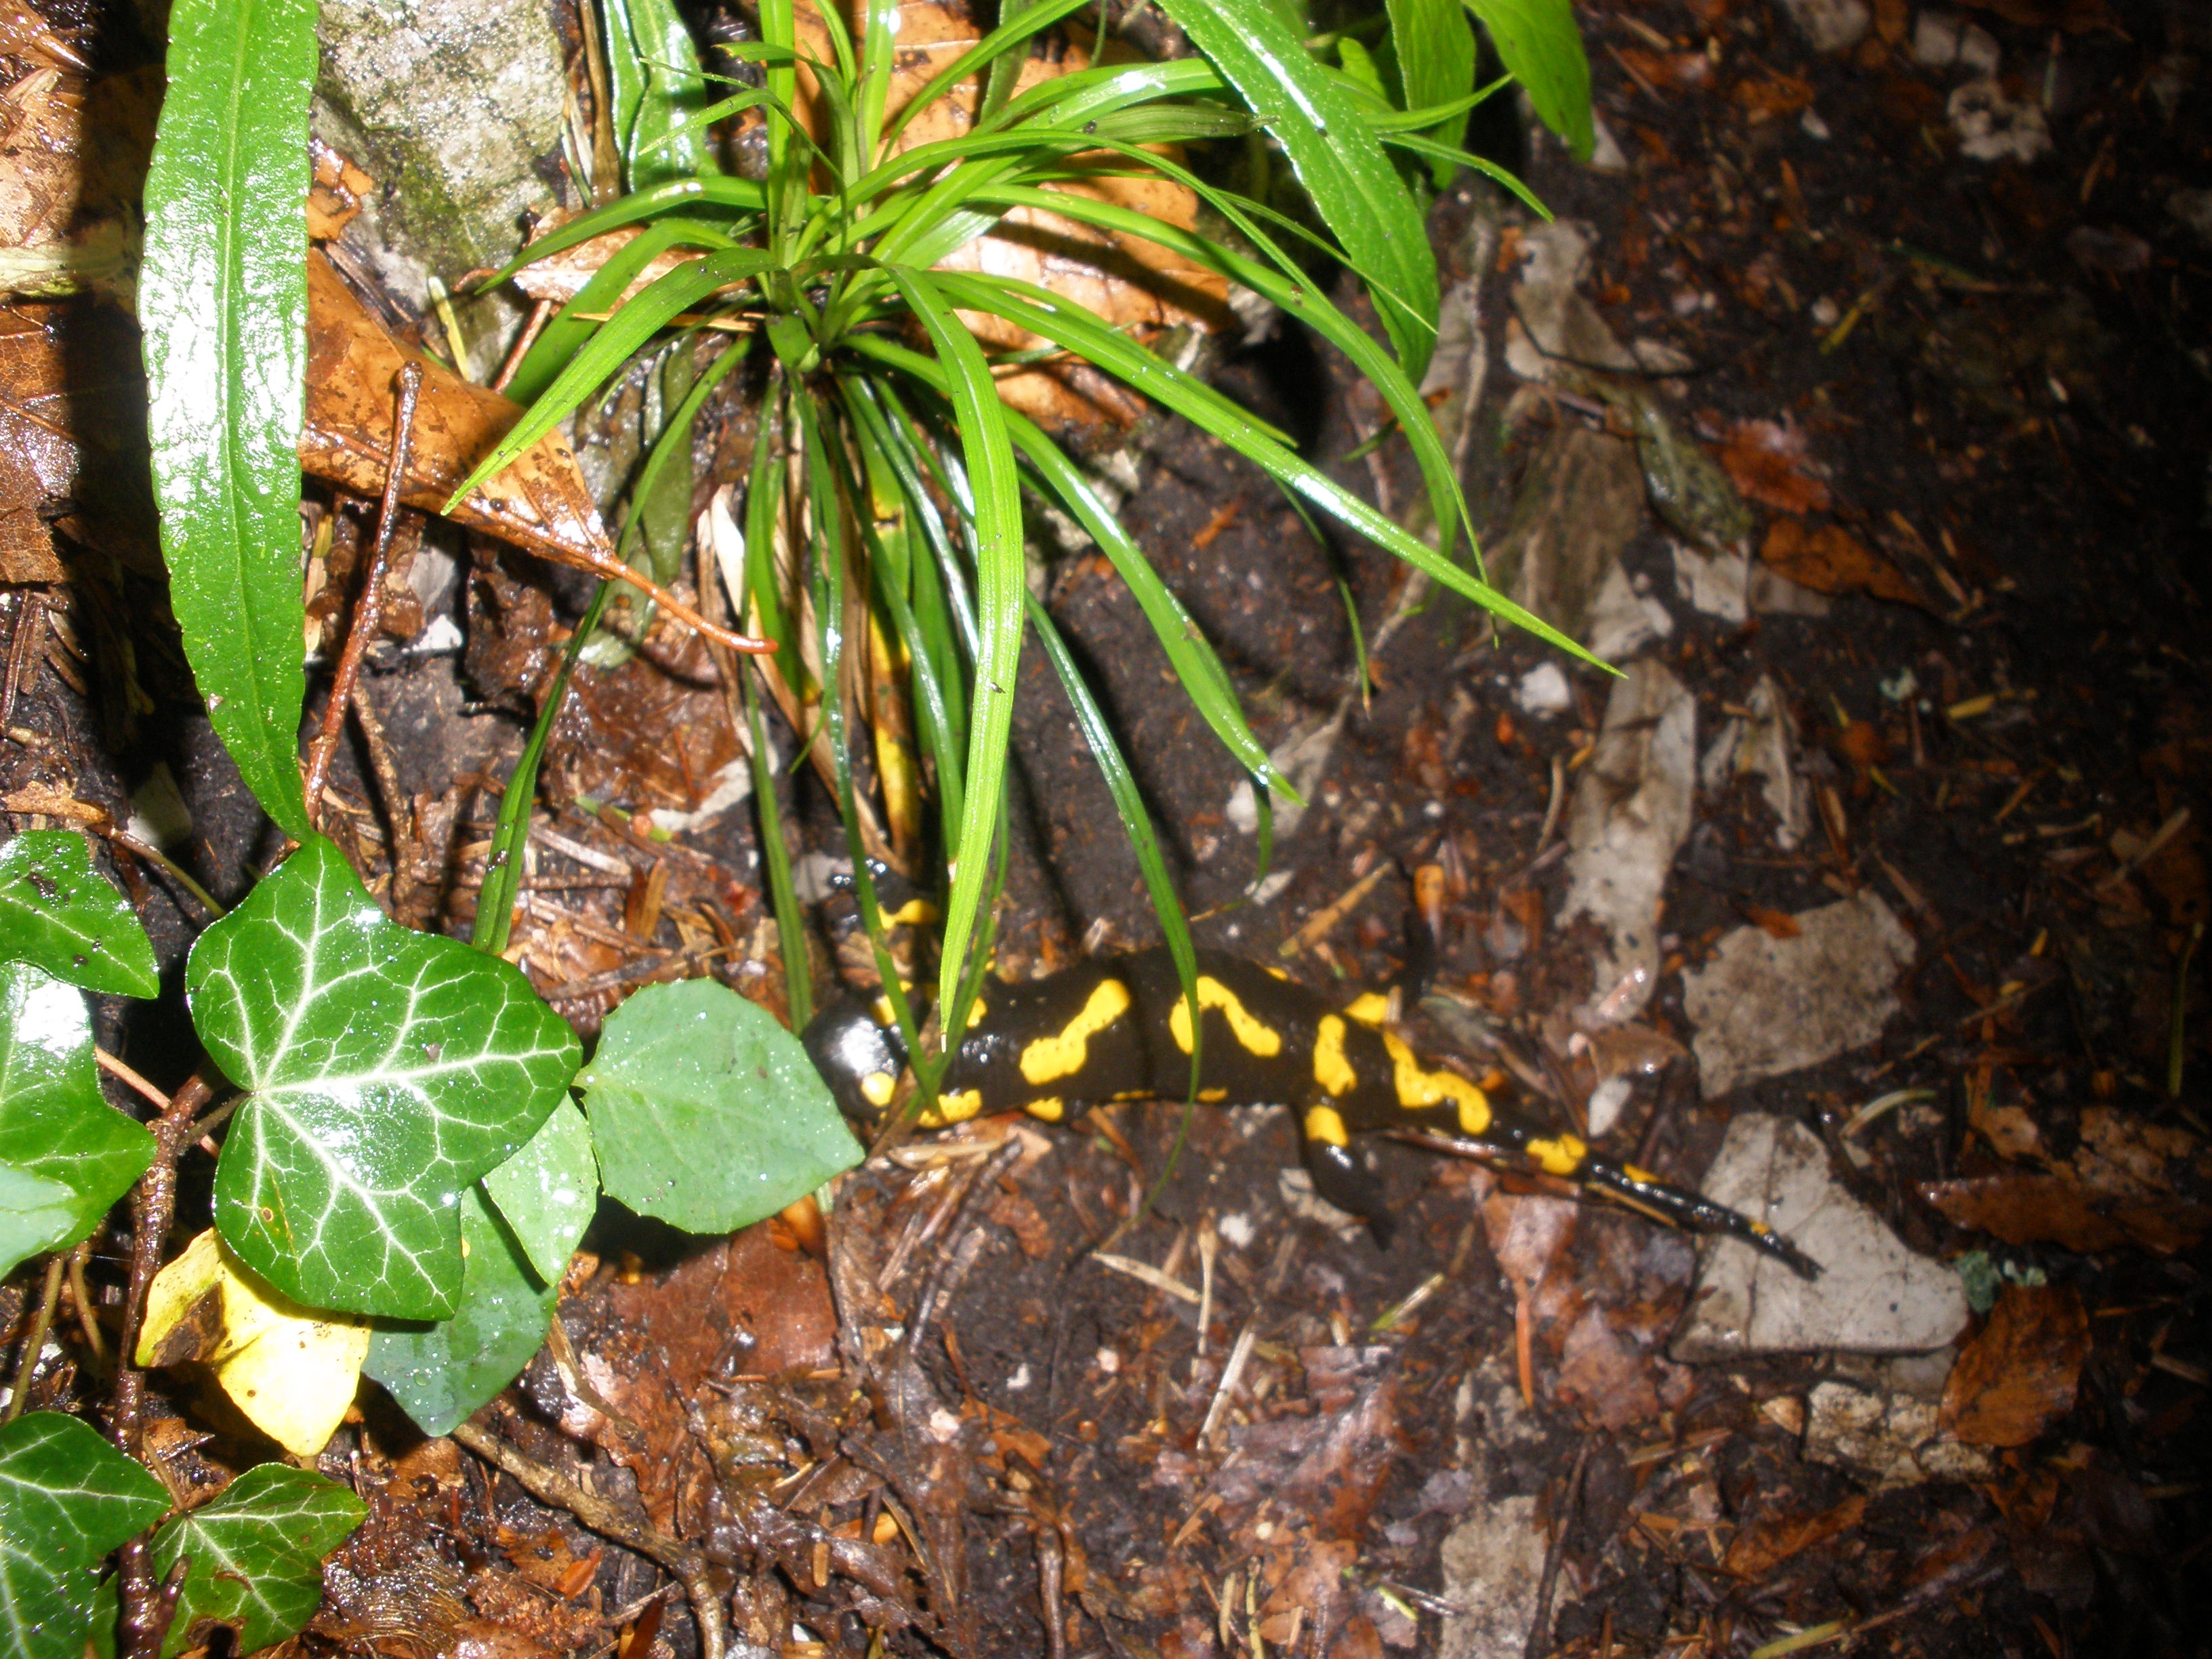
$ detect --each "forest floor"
[5,0,2210,1654]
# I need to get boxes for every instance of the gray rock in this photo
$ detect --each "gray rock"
[314,0,571,377]
[1683,891,1914,1097]
[1779,0,1872,53]
[1559,660,1696,1018]
[1957,22,2001,75]
[1673,1114,1971,1360]
[1911,9,1962,66]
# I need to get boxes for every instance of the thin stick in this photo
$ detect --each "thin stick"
[96,1048,171,1110]
[451,1418,726,1659]
[304,363,424,830]
[4,1254,65,1422]
[1523,1438,1591,1659]
[492,298,558,394]
[67,1240,104,1367]
[103,828,224,919]
[0,590,42,729]
[112,1069,214,1659]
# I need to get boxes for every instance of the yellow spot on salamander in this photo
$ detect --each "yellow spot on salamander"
[1019,977,1131,1084]
[1111,1088,1151,1101]
[1168,977,1283,1058]
[925,1088,983,1126]
[1524,1134,1589,1177]
[1313,1016,1358,1097]
[1198,1087,1228,1103]
[885,898,940,927]
[1026,1097,1065,1123]
[1265,965,1291,981]
[860,1071,897,1108]
[870,995,897,1026]
[1383,1031,1490,1136]
[1623,1164,1659,1185]
[1342,991,1391,1027]
[1303,1105,1349,1147]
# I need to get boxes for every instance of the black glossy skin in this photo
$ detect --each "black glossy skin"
[801,948,1819,1277]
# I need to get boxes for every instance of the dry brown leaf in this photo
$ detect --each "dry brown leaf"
[1760,517,1934,609]
[307,138,375,242]
[1719,418,1830,512]
[1723,1494,1866,1579]
[302,250,618,571]
[1731,70,1816,124]
[0,302,161,579]
[1921,1170,2210,1256]
[1940,1284,2089,1447]
[0,43,159,302]
[498,209,705,309]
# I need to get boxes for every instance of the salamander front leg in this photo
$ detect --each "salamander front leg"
[1302,1134,1396,1249]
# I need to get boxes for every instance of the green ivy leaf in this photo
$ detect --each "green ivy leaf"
[577,979,859,1234]
[189,838,579,1319]
[0,1412,167,1659]
[0,962,155,1279]
[142,1463,363,1659]
[0,832,157,999]
[1464,0,1593,160]
[481,1097,598,1285]
[140,0,318,840]
[365,1184,560,1437]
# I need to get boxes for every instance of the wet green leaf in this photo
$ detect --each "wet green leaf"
[578,977,859,1233]
[480,1097,598,1285]
[190,839,579,1319]
[0,962,155,1279]
[137,1463,363,1659]
[603,0,718,190]
[1153,0,1439,377]
[140,0,317,840]
[0,1412,166,1659]
[1464,0,1592,160]
[1385,0,1475,183]
[366,1184,559,1437]
[0,832,157,998]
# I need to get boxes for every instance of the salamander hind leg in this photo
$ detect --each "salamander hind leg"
[1299,1116,1397,1248]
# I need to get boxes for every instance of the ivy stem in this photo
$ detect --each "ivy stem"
[304,361,424,832]
[3,1253,65,1423]
[451,1418,728,1659]
[112,1066,214,1659]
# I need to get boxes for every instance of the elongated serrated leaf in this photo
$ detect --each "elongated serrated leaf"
[0,1412,166,1659]
[577,978,858,1233]
[140,0,316,840]
[1465,0,1592,159]
[0,832,157,998]
[144,1462,363,1659]
[480,1097,597,1285]
[365,1184,558,1437]
[189,838,579,1319]
[1151,0,1439,377]
[0,961,155,1279]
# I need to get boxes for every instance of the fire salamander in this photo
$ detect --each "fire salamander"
[802,948,1820,1278]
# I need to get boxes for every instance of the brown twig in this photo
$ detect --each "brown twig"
[4,1254,65,1422]
[1,590,44,729]
[304,363,424,831]
[492,299,558,394]
[450,1418,726,1659]
[1524,1438,1591,1659]
[113,1069,215,1659]
[67,1240,104,1367]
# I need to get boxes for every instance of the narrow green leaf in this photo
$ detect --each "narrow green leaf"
[577,978,860,1233]
[878,268,1022,1012]
[140,0,317,840]
[0,962,155,1279]
[472,178,766,292]
[1464,0,1593,160]
[446,250,773,509]
[0,832,157,998]
[1150,0,1439,377]
[0,1412,167,1659]
[503,219,735,406]
[191,838,580,1319]
[1385,0,1476,184]
[601,0,719,188]
[365,1184,558,1437]
[1381,129,1552,216]
[141,1463,363,1659]
[480,1097,597,1285]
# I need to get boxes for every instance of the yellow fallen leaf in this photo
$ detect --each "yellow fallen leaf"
[137,1229,371,1457]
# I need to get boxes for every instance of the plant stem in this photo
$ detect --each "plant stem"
[111,1067,214,1659]
[305,363,423,830]
[3,1254,65,1422]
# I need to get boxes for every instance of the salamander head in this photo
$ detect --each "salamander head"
[801,995,909,1125]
